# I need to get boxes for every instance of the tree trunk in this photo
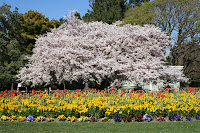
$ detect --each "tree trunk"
[84,82,89,90]
[11,83,14,90]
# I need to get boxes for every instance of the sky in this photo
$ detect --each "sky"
[1,0,91,20]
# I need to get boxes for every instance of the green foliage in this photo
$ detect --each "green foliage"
[74,12,82,20]
[128,0,150,7]
[22,10,60,39]
[123,1,155,26]
[21,10,61,54]
[0,4,28,90]
[83,0,128,24]
[83,0,150,24]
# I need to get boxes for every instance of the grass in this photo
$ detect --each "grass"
[0,121,200,133]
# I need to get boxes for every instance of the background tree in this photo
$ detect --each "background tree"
[18,16,188,88]
[128,0,150,7]
[74,12,82,20]
[0,4,27,90]
[21,10,61,54]
[182,42,200,85]
[123,0,200,85]
[123,1,155,25]
[83,0,150,24]
[83,0,128,24]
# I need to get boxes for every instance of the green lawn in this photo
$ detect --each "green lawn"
[0,121,200,133]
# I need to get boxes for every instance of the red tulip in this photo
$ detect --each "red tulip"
[161,94,165,98]
[23,95,26,99]
[105,93,108,97]
[39,94,43,98]
[71,95,74,98]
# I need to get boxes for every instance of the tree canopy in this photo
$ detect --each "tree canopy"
[123,0,200,84]
[21,10,61,54]
[0,4,63,90]
[18,16,188,88]
[83,0,127,24]
[0,4,27,89]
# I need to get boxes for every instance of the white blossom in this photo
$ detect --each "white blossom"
[18,17,188,87]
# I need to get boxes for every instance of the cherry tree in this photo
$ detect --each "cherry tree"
[18,15,188,87]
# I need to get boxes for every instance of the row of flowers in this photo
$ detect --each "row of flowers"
[1,114,200,122]
[0,88,199,118]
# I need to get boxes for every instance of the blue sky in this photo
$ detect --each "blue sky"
[1,0,90,20]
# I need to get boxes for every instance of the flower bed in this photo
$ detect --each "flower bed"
[0,88,199,123]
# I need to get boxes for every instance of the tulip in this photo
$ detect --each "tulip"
[39,94,43,98]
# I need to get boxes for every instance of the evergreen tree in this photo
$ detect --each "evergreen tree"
[83,0,128,24]
[0,4,27,90]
